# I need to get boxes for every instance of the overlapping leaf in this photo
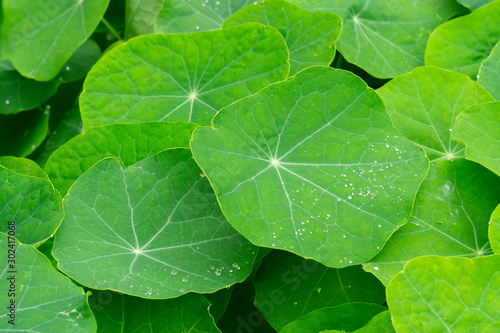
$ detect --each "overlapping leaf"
[457,0,494,10]
[365,159,500,285]
[452,101,500,176]
[0,156,47,179]
[223,0,342,75]
[478,41,500,100]
[321,311,395,333]
[125,0,163,39]
[1,0,110,81]
[53,149,257,299]
[489,204,500,254]
[45,121,197,196]
[0,233,96,332]
[191,66,429,267]
[80,23,289,129]
[387,255,500,332]
[377,67,494,161]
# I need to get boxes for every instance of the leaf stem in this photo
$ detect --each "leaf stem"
[101,17,122,41]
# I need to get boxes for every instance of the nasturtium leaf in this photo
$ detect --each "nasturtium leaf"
[155,0,259,33]
[478,41,500,100]
[89,290,221,332]
[365,159,500,285]
[485,322,500,332]
[80,23,289,129]
[279,303,388,333]
[457,0,494,10]
[489,204,500,254]
[321,310,395,333]
[0,40,100,115]
[205,286,233,323]
[45,121,197,196]
[124,0,163,39]
[254,250,385,331]
[1,0,110,81]
[0,165,63,245]
[0,233,96,332]
[387,255,500,332]
[452,101,500,176]
[191,66,429,267]
[0,156,48,179]
[287,0,451,78]
[222,0,341,75]
[53,149,257,299]
[425,0,500,79]
[377,67,494,161]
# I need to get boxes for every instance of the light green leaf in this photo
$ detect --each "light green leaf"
[155,0,258,33]
[485,322,500,332]
[377,67,494,161]
[279,303,388,333]
[0,233,96,332]
[223,0,341,75]
[0,156,48,179]
[53,149,257,299]
[478,41,500,100]
[457,0,494,10]
[287,0,451,78]
[425,0,500,79]
[321,310,395,333]
[124,0,163,39]
[45,121,197,196]
[190,66,429,267]
[89,290,221,332]
[80,23,289,129]
[365,159,500,285]
[489,204,500,254]
[0,165,63,245]
[1,0,110,81]
[254,250,385,331]
[452,101,500,176]
[387,255,500,332]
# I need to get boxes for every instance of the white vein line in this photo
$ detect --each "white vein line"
[142,236,231,253]
[415,85,448,154]
[123,170,139,249]
[159,98,191,121]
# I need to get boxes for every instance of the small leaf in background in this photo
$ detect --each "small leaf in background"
[365,159,500,285]
[1,0,110,81]
[80,23,289,128]
[425,0,500,80]
[321,310,396,333]
[124,0,163,39]
[191,66,429,267]
[489,204,500,254]
[457,0,494,10]
[452,101,500,176]
[89,290,221,332]
[204,287,233,323]
[387,255,500,332]
[0,233,96,332]
[377,66,494,161]
[254,251,385,330]
[45,121,198,196]
[155,0,259,33]
[478,41,500,100]
[0,156,48,179]
[0,165,63,245]
[223,0,341,75]
[53,149,257,299]
[279,303,388,333]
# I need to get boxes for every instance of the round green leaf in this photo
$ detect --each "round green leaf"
[53,149,257,299]
[321,310,395,333]
[279,303,388,333]
[457,0,494,10]
[478,41,500,100]
[490,204,500,254]
[254,250,385,330]
[452,101,500,176]
[80,23,289,129]
[425,0,500,79]
[191,66,429,268]
[0,233,96,332]
[89,290,221,332]
[45,121,198,196]
[223,0,342,75]
[0,165,63,245]
[155,0,259,33]
[1,0,110,81]
[0,156,48,179]
[377,67,494,162]
[365,159,500,285]
[124,0,163,39]
[387,255,500,332]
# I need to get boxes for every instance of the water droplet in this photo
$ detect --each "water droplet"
[373,266,379,271]
[182,276,189,283]
[5,100,10,105]
[171,269,178,276]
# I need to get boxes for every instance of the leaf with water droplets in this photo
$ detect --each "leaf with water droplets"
[365,159,500,285]
[254,251,385,330]
[387,255,500,332]
[80,23,288,129]
[478,41,500,100]
[53,148,257,299]
[377,67,494,162]
[489,204,500,254]
[191,66,429,268]
[0,233,96,332]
